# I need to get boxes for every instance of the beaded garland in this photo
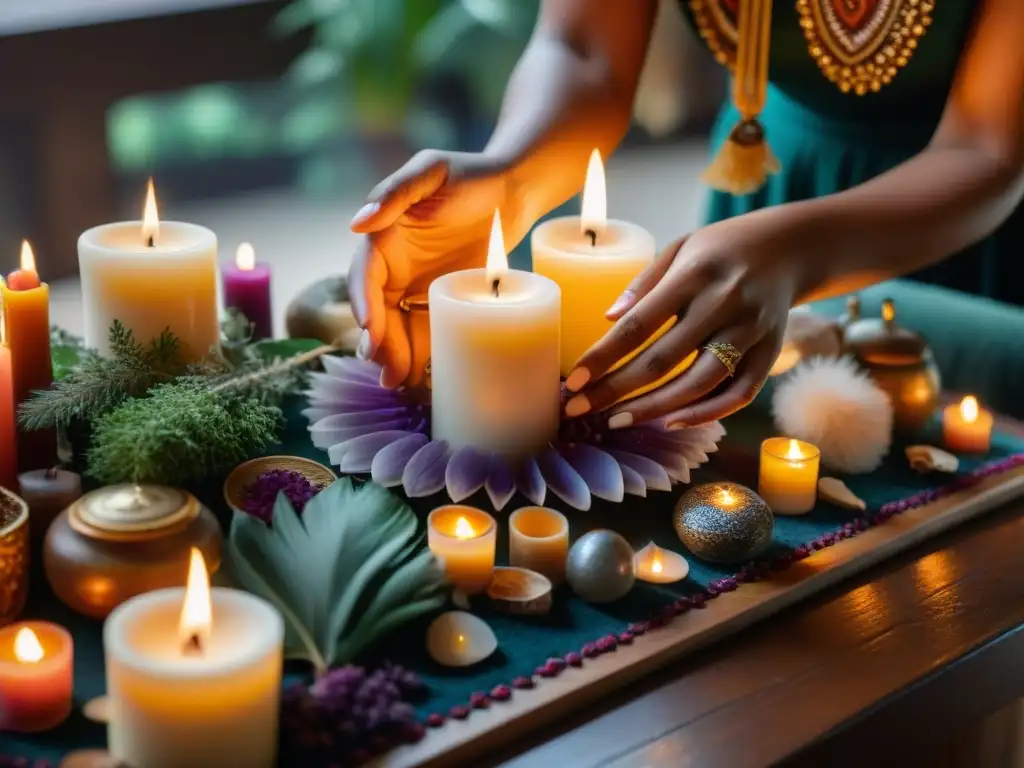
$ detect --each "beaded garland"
[688,0,934,95]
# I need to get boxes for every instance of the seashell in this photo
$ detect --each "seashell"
[817,477,866,510]
[82,695,110,724]
[633,542,689,584]
[426,611,497,668]
[486,567,553,616]
[906,445,959,474]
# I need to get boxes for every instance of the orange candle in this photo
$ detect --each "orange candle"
[2,241,55,472]
[943,395,993,454]
[0,622,73,732]
[0,322,15,491]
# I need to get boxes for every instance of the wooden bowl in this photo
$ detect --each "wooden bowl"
[223,456,337,514]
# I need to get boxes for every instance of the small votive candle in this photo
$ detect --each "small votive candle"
[943,395,993,454]
[633,542,689,584]
[427,506,496,594]
[758,437,821,516]
[0,622,73,732]
[508,507,569,585]
[18,467,82,547]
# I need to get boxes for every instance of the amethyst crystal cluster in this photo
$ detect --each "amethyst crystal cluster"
[279,664,426,766]
[242,469,323,523]
[304,357,725,511]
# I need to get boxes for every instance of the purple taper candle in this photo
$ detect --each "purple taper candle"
[222,243,273,339]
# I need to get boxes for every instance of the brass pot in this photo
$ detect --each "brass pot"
[842,297,941,433]
[43,484,222,619]
[0,487,30,625]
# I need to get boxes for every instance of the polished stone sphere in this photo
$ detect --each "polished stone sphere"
[566,529,635,603]
[674,482,774,564]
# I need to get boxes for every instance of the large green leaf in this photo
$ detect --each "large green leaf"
[227,478,448,674]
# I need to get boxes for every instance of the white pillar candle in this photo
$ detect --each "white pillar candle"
[508,506,569,585]
[429,211,561,455]
[104,549,283,768]
[79,180,219,361]
[532,150,656,375]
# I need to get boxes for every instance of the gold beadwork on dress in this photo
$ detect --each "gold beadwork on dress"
[796,0,934,95]
[689,0,739,68]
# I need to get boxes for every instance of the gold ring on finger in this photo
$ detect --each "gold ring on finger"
[703,341,742,377]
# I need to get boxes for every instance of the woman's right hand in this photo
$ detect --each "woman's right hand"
[348,150,515,389]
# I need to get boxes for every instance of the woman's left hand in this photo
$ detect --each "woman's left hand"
[563,212,812,429]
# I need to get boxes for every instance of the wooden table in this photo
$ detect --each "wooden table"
[486,486,1024,768]
[0,0,304,279]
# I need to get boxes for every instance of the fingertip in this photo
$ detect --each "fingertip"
[350,201,381,232]
[605,290,636,319]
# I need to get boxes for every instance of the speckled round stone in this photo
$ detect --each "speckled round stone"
[674,482,774,564]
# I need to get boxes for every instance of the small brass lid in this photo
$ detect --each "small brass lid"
[68,484,201,542]
[843,297,930,364]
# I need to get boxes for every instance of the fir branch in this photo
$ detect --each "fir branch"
[86,378,282,485]
[19,321,186,431]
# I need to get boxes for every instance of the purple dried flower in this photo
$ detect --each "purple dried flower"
[242,469,324,523]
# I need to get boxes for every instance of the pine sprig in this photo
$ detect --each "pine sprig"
[18,321,186,431]
[86,379,283,485]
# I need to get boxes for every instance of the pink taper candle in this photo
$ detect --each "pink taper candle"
[222,243,273,340]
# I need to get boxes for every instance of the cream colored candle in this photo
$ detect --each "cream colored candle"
[633,542,689,584]
[429,211,561,455]
[508,506,569,585]
[532,150,656,375]
[79,180,219,361]
[104,549,283,768]
[943,395,993,454]
[758,438,821,516]
[427,506,496,594]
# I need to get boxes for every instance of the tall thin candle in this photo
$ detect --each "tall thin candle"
[0,319,15,491]
[1,241,55,471]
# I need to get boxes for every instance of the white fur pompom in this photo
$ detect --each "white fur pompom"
[772,356,893,474]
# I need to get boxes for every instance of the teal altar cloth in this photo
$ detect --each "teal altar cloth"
[3,398,1023,766]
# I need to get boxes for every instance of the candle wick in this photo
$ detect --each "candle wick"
[492,278,501,298]
[45,466,59,480]
[584,229,597,247]
[182,633,204,656]
[146,235,155,248]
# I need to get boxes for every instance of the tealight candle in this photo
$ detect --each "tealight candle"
[633,542,689,584]
[2,241,55,471]
[508,506,569,585]
[532,150,656,375]
[222,242,273,340]
[758,437,821,516]
[17,467,82,547]
[943,395,993,454]
[79,179,219,361]
[427,506,497,594]
[0,622,73,733]
[430,211,561,455]
[104,549,283,768]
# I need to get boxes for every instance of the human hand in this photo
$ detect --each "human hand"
[348,150,514,388]
[563,214,810,428]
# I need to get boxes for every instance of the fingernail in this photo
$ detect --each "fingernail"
[608,412,633,430]
[565,395,592,418]
[565,367,590,392]
[666,420,688,431]
[350,201,380,228]
[356,329,371,360]
[606,290,636,317]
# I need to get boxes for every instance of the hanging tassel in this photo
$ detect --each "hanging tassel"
[702,0,778,195]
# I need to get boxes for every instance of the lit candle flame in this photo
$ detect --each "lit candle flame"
[881,299,895,324]
[19,240,36,274]
[786,439,804,460]
[485,209,508,297]
[651,555,663,574]
[142,178,160,246]
[454,517,476,540]
[236,242,256,272]
[580,149,607,241]
[960,395,979,424]
[178,548,212,654]
[14,628,44,663]
[719,487,735,506]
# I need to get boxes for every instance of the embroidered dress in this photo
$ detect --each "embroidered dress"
[681,1,1024,304]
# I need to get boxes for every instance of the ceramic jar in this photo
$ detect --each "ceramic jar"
[842,297,941,433]
[43,484,222,619]
[0,488,30,625]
